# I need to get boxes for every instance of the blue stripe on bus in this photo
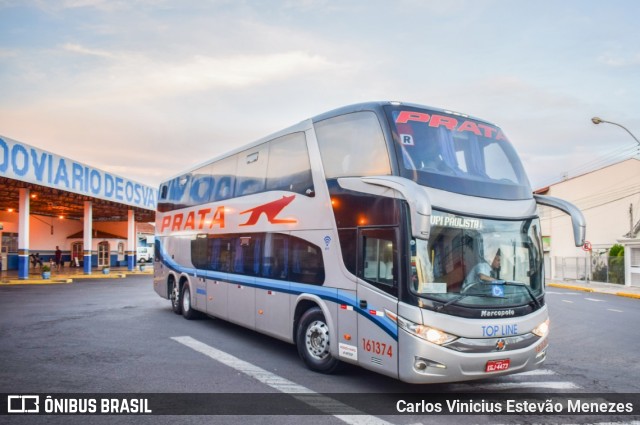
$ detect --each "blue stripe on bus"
[156,240,398,339]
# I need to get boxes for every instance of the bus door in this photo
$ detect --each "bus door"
[356,227,399,378]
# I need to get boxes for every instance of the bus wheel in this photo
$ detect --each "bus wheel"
[296,307,340,374]
[170,279,182,315]
[181,284,200,320]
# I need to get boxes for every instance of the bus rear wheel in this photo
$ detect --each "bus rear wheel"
[296,307,340,374]
[181,284,201,320]
[170,279,182,315]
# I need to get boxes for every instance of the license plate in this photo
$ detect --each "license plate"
[485,359,510,372]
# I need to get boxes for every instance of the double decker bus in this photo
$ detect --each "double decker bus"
[154,101,585,383]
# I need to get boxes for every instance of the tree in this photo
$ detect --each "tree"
[609,244,625,284]
[609,244,624,257]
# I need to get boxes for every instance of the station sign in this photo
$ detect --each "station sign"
[0,136,157,210]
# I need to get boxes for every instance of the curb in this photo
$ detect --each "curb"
[1,270,151,285]
[615,292,640,300]
[548,282,640,300]
[548,283,594,292]
[1,279,73,285]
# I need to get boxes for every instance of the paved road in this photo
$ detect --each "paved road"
[544,288,640,393]
[0,277,638,424]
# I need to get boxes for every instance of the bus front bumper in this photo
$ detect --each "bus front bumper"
[397,330,548,384]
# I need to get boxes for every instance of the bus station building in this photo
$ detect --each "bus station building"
[0,135,157,279]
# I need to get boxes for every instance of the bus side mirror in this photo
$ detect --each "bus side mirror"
[361,176,432,241]
[534,194,586,247]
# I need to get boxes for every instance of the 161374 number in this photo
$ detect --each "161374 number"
[362,338,393,358]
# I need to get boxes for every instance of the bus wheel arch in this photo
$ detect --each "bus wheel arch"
[294,298,341,374]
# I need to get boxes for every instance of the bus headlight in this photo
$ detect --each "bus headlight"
[397,316,458,345]
[532,318,550,338]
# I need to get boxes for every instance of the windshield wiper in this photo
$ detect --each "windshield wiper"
[435,280,541,312]
[435,289,497,312]
[498,280,542,309]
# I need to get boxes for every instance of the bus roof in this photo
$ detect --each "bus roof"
[159,101,499,185]
[160,117,313,184]
[311,101,497,127]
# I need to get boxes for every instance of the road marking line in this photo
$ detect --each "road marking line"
[585,298,605,302]
[607,309,624,313]
[562,300,574,303]
[546,291,579,295]
[171,336,393,425]
[493,422,640,425]
[449,381,581,391]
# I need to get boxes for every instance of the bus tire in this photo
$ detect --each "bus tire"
[181,284,201,320]
[170,278,182,315]
[296,307,340,374]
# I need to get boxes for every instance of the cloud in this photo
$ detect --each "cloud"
[597,52,640,68]
[57,44,351,102]
[62,42,115,58]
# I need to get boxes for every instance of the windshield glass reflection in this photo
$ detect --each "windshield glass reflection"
[411,211,543,308]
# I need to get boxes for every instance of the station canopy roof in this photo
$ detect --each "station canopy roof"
[0,177,156,222]
[0,136,157,223]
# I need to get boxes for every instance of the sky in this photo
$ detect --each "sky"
[1,0,639,189]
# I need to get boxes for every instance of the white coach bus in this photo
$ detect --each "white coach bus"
[153,101,585,383]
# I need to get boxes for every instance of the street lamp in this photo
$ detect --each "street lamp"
[591,117,640,146]
[592,117,639,238]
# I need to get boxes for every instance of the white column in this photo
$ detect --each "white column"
[18,188,30,279]
[127,209,135,270]
[83,201,92,274]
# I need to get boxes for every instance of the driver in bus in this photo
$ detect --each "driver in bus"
[462,244,501,290]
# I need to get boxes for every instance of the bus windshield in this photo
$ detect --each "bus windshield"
[411,211,543,308]
[384,105,532,200]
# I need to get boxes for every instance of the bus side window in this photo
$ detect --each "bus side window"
[216,177,232,200]
[262,234,289,280]
[315,111,391,179]
[210,155,237,202]
[359,228,398,296]
[191,235,208,269]
[290,239,325,285]
[266,132,314,196]
[235,146,268,197]
[338,229,357,276]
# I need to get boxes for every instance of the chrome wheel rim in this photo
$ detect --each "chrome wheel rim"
[182,287,190,312]
[305,320,330,360]
[171,282,179,308]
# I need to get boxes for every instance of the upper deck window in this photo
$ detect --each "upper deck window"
[385,106,532,200]
[315,111,391,179]
[157,133,313,212]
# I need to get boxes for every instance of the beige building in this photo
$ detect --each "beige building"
[535,158,640,285]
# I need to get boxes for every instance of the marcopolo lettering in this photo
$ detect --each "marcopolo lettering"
[481,309,516,318]
[0,137,157,209]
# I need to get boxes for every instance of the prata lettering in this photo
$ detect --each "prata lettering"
[160,206,226,233]
[396,111,508,141]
